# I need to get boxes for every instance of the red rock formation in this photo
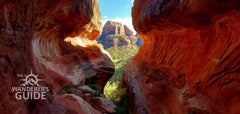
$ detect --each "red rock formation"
[102,21,126,36]
[123,0,240,113]
[124,25,133,36]
[0,0,115,113]
[98,21,138,49]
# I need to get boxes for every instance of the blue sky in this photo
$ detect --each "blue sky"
[98,0,136,34]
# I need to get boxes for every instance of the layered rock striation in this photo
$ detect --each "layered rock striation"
[0,0,115,113]
[97,21,142,49]
[123,0,240,113]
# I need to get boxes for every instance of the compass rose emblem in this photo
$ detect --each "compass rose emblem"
[20,70,42,86]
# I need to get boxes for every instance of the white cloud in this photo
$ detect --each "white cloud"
[103,16,107,18]
[102,17,136,35]
[131,0,134,4]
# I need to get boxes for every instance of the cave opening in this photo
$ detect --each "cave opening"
[96,0,142,113]
[2,0,240,113]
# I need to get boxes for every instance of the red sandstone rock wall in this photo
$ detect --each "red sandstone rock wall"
[123,0,240,113]
[0,0,115,113]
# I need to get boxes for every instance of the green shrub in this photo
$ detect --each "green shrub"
[57,86,78,95]
[85,78,101,92]
[104,45,138,114]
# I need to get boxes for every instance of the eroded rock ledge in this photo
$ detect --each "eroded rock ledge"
[123,0,240,113]
[0,0,115,113]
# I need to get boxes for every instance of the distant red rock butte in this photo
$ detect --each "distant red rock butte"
[98,20,142,49]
